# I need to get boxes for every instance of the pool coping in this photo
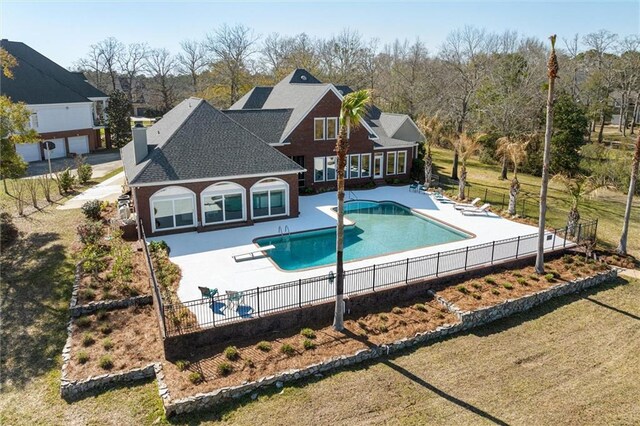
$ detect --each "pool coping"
[251,199,477,273]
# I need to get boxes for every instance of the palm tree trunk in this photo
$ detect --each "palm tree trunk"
[333,122,349,331]
[567,207,580,237]
[617,135,640,254]
[458,165,467,200]
[424,150,433,188]
[500,157,508,180]
[536,35,558,275]
[508,177,519,215]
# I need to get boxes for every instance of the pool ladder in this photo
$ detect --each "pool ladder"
[348,191,358,200]
[278,225,291,240]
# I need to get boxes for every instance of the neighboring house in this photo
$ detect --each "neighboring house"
[122,98,304,237]
[116,76,153,117]
[226,69,423,190]
[0,39,109,162]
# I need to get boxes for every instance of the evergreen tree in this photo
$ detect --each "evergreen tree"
[550,93,589,174]
[106,90,133,148]
[0,96,38,192]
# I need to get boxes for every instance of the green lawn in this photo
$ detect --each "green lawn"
[429,146,640,258]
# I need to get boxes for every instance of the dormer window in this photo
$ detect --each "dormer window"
[314,118,325,140]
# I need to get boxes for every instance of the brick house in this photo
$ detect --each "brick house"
[0,39,110,162]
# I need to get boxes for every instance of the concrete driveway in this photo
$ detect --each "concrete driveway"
[26,150,122,178]
[57,171,126,210]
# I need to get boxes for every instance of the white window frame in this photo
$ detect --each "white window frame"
[326,117,338,140]
[374,153,384,178]
[150,187,196,233]
[314,157,326,182]
[326,156,337,181]
[397,150,407,174]
[361,153,371,178]
[314,118,326,141]
[349,154,360,179]
[200,182,246,225]
[386,151,397,175]
[250,178,290,219]
[29,113,39,129]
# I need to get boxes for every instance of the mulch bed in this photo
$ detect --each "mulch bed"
[163,296,456,399]
[66,305,164,379]
[434,254,610,311]
[596,251,637,269]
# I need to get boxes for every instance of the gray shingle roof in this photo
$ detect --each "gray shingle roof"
[123,98,303,185]
[0,40,108,104]
[242,87,273,109]
[223,109,292,145]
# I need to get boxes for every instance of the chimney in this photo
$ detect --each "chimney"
[132,126,148,165]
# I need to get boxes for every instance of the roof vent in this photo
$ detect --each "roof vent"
[300,75,307,81]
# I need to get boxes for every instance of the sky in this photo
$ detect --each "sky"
[1,0,639,68]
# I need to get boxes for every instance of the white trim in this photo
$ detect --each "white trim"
[314,118,326,141]
[313,157,326,182]
[397,150,407,175]
[326,155,337,181]
[250,178,290,219]
[349,154,360,179]
[130,170,303,188]
[150,186,197,233]
[361,153,372,178]
[25,101,94,108]
[326,117,338,140]
[374,153,384,178]
[200,182,247,225]
[373,142,418,150]
[386,151,397,176]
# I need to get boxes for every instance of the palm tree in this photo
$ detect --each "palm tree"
[496,136,530,216]
[333,89,371,331]
[451,133,482,200]
[535,35,559,275]
[416,114,447,189]
[551,174,605,236]
[617,134,640,255]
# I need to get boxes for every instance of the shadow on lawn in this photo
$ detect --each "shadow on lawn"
[0,230,74,389]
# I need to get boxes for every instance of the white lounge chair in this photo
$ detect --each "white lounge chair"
[454,197,481,210]
[460,203,491,215]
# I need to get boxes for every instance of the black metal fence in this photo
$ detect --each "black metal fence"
[159,219,598,336]
[140,223,167,338]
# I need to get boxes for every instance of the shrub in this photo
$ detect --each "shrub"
[175,360,190,372]
[102,338,114,350]
[58,168,75,193]
[357,319,367,329]
[471,282,482,290]
[391,307,403,314]
[256,341,271,352]
[80,288,95,301]
[223,346,239,361]
[472,293,482,300]
[0,212,19,247]
[413,303,427,312]
[77,221,104,245]
[303,339,316,350]
[110,236,134,284]
[437,313,446,319]
[96,309,108,321]
[457,285,470,294]
[148,240,170,255]
[99,324,112,335]
[379,313,388,321]
[77,163,93,184]
[513,272,523,278]
[562,255,574,264]
[77,351,89,364]
[189,371,205,383]
[244,359,255,368]
[491,289,500,295]
[216,363,233,377]
[300,328,316,339]
[280,344,295,356]
[81,200,101,220]
[378,324,389,333]
[76,316,91,328]
[529,274,539,281]
[503,283,514,290]
[81,332,95,347]
[99,355,114,370]
[516,278,527,285]
[484,277,496,285]
[544,273,555,282]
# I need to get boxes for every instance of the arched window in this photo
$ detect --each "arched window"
[250,178,289,219]
[201,182,246,225]
[150,186,196,232]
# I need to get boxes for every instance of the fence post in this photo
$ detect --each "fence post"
[577,223,582,244]
[298,279,302,308]
[501,193,506,210]
[521,199,526,217]
[256,287,260,318]
[405,258,409,284]
[211,303,214,327]
[435,252,440,277]
[563,226,567,248]
[491,241,495,265]
[515,236,521,259]
[552,229,557,250]
[594,219,598,245]
[372,264,376,291]
[484,188,488,202]
[464,247,469,270]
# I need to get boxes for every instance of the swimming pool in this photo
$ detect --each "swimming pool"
[255,200,471,271]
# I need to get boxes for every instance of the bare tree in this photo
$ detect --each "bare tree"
[178,39,208,94]
[95,37,125,92]
[146,48,177,113]
[205,24,258,105]
[77,44,107,91]
[118,43,148,104]
[617,134,640,254]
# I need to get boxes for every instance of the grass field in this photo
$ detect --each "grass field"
[429,146,640,258]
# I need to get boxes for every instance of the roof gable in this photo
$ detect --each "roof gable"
[223,108,292,145]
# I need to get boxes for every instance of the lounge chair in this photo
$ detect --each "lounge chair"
[409,181,420,192]
[225,290,244,310]
[454,197,482,210]
[198,286,218,300]
[460,203,491,215]
[433,192,455,204]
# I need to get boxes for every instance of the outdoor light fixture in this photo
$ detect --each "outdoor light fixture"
[328,271,335,284]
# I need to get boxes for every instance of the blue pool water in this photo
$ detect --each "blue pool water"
[255,201,471,271]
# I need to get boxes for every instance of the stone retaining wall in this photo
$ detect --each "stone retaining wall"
[69,263,152,317]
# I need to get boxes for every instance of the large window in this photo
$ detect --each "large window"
[374,153,383,178]
[386,152,397,175]
[349,155,360,179]
[361,153,371,178]
[150,187,196,232]
[326,117,338,139]
[314,157,325,182]
[201,182,246,225]
[314,118,325,140]
[251,178,289,219]
[326,156,337,181]
[397,151,407,174]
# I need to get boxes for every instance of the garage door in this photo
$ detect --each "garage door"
[68,135,89,155]
[44,138,66,159]
[15,143,41,162]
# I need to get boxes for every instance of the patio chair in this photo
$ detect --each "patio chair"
[409,181,420,192]
[198,286,218,300]
[225,290,245,310]
[454,197,482,210]
[460,203,491,215]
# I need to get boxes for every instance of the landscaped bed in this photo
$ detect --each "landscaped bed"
[162,297,456,399]
[434,253,610,311]
[66,305,163,379]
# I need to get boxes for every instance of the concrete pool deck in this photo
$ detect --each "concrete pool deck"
[151,186,556,306]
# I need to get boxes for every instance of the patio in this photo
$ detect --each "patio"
[150,186,563,318]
